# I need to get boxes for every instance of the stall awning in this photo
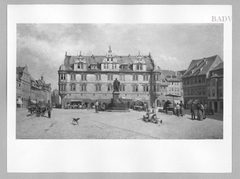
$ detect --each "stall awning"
[17,98,23,104]
[82,99,92,103]
[173,100,181,104]
[99,99,110,103]
[187,99,193,105]
[71,100,83,102]
[31,100,37,104]
[193,99,199,104]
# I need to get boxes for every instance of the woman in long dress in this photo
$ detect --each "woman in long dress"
[197,103,203,121]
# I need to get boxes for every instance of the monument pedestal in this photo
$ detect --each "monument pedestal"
[106,91,129,112]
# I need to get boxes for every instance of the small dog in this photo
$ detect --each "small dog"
[72,117,80,125]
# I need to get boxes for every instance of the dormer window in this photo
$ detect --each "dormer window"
[136,63,143,70]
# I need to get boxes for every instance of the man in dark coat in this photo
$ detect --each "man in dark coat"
[190,102,195,120]
[47,100,52,118]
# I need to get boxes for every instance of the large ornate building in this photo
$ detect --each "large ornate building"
[58,47,163,109]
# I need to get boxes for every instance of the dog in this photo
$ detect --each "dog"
[72,117,80,125]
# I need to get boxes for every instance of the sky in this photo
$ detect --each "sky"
[17,24,223,90]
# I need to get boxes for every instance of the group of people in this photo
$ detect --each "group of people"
[175,101,185,117]
[190,102,207,120]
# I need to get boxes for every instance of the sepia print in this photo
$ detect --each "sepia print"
[16,23,224,139]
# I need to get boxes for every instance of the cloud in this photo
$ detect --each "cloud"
[154,54,184,71]
[17,24,223,90]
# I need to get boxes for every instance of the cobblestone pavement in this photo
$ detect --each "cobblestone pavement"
[16,108,223,139]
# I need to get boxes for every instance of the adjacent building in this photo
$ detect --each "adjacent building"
[182,55,223,108]
[16,65,51,107]
[207,62,223,114]
[58,47,163,109]
[16,65,31,107]
[51,89,61,107]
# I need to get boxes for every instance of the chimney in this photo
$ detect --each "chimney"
[65,51,67,56]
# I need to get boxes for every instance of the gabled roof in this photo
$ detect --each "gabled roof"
[161,70,176,77]
[63,54,155,71]
[177,70,187,75]
[17,67,25,74]
[166,78,181,82]
[183,55,223,78]
[210,62,223,72]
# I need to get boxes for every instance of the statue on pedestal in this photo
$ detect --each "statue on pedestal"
[113,78,120,92]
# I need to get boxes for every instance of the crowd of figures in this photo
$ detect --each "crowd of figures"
[27,100,52,118]
[190,103,207,121]
[163,100,185,117]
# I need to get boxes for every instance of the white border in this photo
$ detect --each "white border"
[7,5,232,172]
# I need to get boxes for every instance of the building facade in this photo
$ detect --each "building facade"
[182,55,223,108]
[58,47,163,109]
[207,62,223,114]
[16,65,31,107]
[51,89,61,107]
[30,76,52,103]
[16,65,51,107]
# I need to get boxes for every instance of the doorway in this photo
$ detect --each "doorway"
[214,102,218,113]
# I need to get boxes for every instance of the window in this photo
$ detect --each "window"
[112,63,117,69]
[143,74,149,81]
[96,74,101,81]
[202,77,205,83]
[195,77,197,83]
[133,74,138,81]
[199,88,201,95]
[208,89,210,97]
[219,88,223,97]
[202,88,205,95]
[70,74,76,81]
[78,63,83,69]
[153,85,156,92]
[191,89,194,95]
[187,79,189,84]
[107,85,113,91]
[136,63,143,70]
[95,84,101,91]
[143,85,149,92]
[212,79,216,86]
[132,85,138,92]
[212,89,215,97]
[119,74,125,81]
[108,74,113,81]
[122,65,128,70]
[81,74,87,81]
[80,84,87,91]
[60,73,66,80]
[104,63,106,69]
[60,84,66,91]
[188,89,190,95]
[70,84,76,91]
[219,78,223,86]
[157,85,161,92]
[198,77,202,83]
[120,85,125,92]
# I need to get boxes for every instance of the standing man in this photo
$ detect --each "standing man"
[190,102,195,120]
[204,103,208,119]
[176,103,180,117]
[95,100,99,113]
[180,101,185,117]
[47,100,52,118]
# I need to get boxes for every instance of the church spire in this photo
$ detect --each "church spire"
[108,46,112,53]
